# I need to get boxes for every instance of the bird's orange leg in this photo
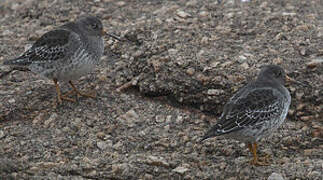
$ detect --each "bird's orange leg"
[67,81,96,99]
[53,79,76,104]
[248,143,270,166]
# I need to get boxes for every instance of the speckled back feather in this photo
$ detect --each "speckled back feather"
[3,29,81,67]
[201,65,291,142]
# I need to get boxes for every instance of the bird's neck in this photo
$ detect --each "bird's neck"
[256,75,281,85]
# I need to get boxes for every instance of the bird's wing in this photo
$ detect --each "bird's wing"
[214,86,285,135]
[3,29,81,66]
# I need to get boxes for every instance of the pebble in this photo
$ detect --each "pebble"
[299,48,307,56]
[201,36,209,44]
[111,163,128,174]
[207,89,224,96]
[8,98,15,103]
[164,124,170,131]
[165,115,172,123]
[295,91,304,100]
[199,11,209,17]
[173,165,189,174]
[310,171,321,178]
[227,177,237,180]
[176,116,183,124]
[176,11,192,18]
[306,58,323,69]
[303,149,314,156]
[268,173,284,180]
[146,156,170,168]
[113,141,123,150]
[2,30,13,36]
[115,1,126,7]
[312,128,323,138]
[279,157,290,164]
[44,113,58,128]
[196,73,210,83]
[87,170,97,176]
[0,130,5,139]
[133,50,144,58]
[300,116,313,121]
[221,61,234,67]
[151,59,162,72]
[39,162,59,168]
[210,61,220,68]
[186,0,198,7]
[186,67,195,76]
[240,62,249,69]
[32,112,45,125]
[121,109,140,124]
[168,48,178,56]
[96,132,106,140]
[296,103,306,111]
[282,12,297,16]
[155,115,165,123]
[317,27,323,37]
[237,55,247,63]
[97,73,108,82]
[97,141,111,150]
[289,86,296,93]
[197,50,205,58]
[144,173,153,180]
[273,57,283,64]
[29,166,40,173]
[72,117,82,128]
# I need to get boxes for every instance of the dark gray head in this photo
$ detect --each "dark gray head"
[76,15,104,37]
[257,65,286,84]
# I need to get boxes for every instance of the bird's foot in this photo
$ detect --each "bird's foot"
[53,79,76,105]
[60,89,96,101]
[53,94,76,107]
[247,143,271,166]
[75,90,96,99]
[61,89,76,97]
[249,154,271,166]
[250,158,269,166]
[57,94,76,104]
[67,81,96,99]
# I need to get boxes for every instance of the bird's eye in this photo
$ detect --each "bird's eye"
[90,23,98,29]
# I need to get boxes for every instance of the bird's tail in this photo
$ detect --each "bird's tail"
[200,125,222,142]
[3,57,31,66]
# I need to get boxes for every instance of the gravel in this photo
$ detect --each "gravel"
[0,0,322,179]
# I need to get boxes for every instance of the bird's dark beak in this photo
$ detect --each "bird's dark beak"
[104,32,122,41]
[286,75,308,87]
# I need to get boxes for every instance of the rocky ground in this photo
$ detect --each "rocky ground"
[0,0,322,179]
